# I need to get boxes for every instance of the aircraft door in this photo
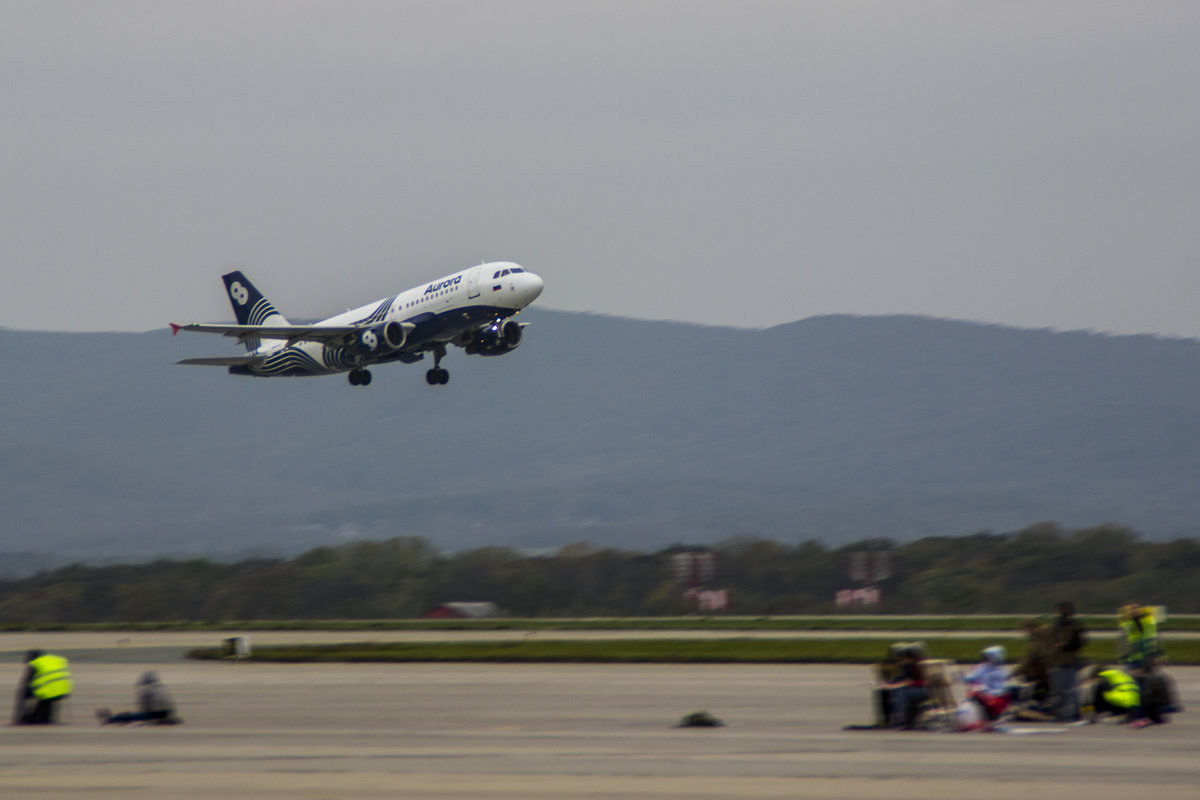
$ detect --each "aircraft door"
[467,267,481,299]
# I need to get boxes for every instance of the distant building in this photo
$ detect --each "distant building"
[683,587,730,613]
[845,550,893,583]
[669,551,717,586]
[423,602,500,620]
[835,587,882,610]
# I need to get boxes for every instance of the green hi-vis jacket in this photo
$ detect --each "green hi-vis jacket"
[1119,613,1159,666]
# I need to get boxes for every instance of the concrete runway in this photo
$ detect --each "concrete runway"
[0,633,1195,799]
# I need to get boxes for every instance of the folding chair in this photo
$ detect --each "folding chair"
[917,659,959,731]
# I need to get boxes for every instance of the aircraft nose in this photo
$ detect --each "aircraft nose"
[524,271,544,301]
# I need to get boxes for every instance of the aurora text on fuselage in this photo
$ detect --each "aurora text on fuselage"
[424,276,462,294]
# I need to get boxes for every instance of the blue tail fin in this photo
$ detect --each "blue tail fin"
[221,271,290,351]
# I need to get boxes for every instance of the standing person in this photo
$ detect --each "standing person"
[1013,619,1051,706]
[1118,603,1161,674]
[13,649,73,724]
[1048,601,1087,721]
[96,671,182,726]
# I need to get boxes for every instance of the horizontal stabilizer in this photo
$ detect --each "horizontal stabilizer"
[176,355,266,367]
[172,323,358,342]
[169,322,414,346]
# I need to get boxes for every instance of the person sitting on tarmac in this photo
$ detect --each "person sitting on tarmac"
[96,671,182,726]
[884,643,928,729]
[869,642,909,727]
[963,645,1013,724]
[1133,657,1179,725]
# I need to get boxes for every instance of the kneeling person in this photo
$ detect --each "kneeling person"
[1084,665,1145,726]
[14,650,73,725]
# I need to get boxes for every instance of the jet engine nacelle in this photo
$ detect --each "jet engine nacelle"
[466,319,523,356]
[352,321,408,356]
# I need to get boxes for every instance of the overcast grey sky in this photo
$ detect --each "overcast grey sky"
[3,1,1199,336]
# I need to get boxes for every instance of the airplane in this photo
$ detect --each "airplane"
[171,262,543,386]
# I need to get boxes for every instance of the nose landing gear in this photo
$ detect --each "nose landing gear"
[348,368,372,386]
[425,343,449,385]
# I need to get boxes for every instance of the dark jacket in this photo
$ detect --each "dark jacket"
[137,671,175,715]
[1050,615,1087,668]
[1015,625,1051,687]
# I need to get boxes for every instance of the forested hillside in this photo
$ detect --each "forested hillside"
[2,525,1197,621]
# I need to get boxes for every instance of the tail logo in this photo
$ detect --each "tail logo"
[229,282,249,306]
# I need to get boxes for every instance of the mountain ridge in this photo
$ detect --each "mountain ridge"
[2,310,1199,573]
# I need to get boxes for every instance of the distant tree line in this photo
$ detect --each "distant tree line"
[1,523,1198,623]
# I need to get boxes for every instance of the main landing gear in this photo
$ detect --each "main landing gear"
[348,368,372,386]
[425,344,449,385]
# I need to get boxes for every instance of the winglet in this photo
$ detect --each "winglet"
[170,323,182,336]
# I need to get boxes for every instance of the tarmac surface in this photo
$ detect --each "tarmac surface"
[0,632,1195,799]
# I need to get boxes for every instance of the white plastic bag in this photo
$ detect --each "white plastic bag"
[955,699,983,731]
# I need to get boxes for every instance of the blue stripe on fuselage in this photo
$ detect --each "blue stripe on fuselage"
[401,304,510,350]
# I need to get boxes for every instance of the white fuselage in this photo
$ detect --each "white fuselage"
[243,262,543,377]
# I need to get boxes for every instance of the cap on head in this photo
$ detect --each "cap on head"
[983,645,1006,663]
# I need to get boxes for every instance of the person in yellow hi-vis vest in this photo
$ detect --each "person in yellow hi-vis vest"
[1081,664,1162,729]
[1118,603,1161,672]
[13,649,73,724]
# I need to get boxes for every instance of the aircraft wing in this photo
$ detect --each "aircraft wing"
[170,322,362,345]
[176,355,266,367]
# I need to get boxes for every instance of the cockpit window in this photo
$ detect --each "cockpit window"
[501,269,510,276]
[510,267,524,273]
[493,271,501,279]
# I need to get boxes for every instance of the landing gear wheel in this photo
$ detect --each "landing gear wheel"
[349,370,360,386]
[348,368,372,386]
[426,344,449,385]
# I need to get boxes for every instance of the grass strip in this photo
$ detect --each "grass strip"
[9,615,1200,633]
[186,637,1200,665]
